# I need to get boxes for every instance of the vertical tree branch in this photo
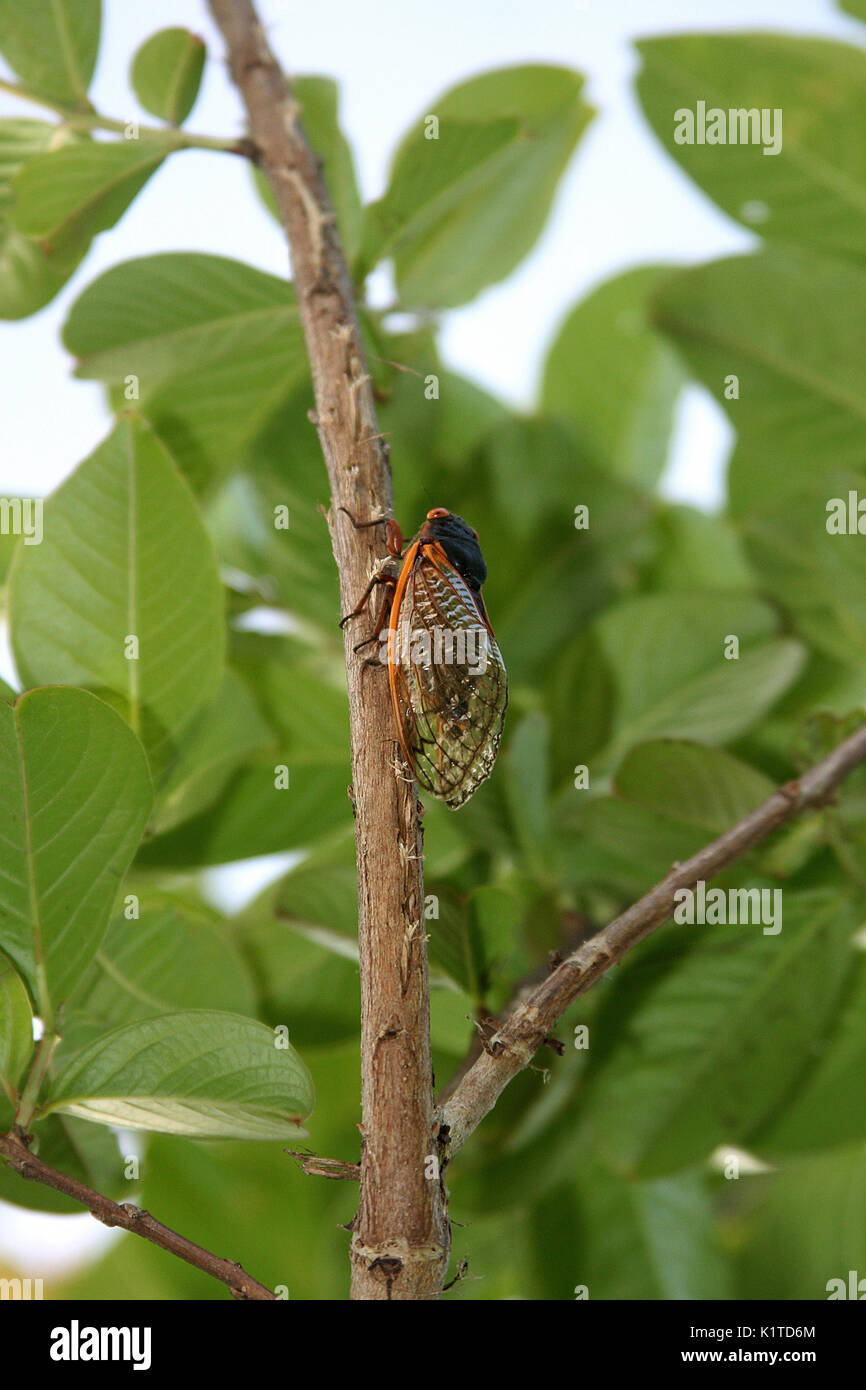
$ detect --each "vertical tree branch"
[208,0,449,1299]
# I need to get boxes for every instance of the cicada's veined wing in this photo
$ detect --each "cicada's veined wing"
[388,542,508,808]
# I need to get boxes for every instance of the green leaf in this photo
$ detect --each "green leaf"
[425,886,483,999]
[152,670,272,833]
[645,504,755,594]
[542,266,686,489]
[555,795,710,901]
[636,34,866,262]
[11,136,172,260]
[0,119,86,318]
[130,27,205,126]
[44,1010,316,1140]
[254,76,362,264]
[362,65,593,307]
[741,471,866,665]
[736,1146,866,1299]
[0,0,101,106]
[8,416,225,775]
[0,687,152,1013]
[527,1168,730,1299]
[593,593,805,765]
[579,890,857,1177]
[753,951,866,1157]
[59,896,258,1061]
[64,253,307,490]
[502,712,550,873]
[140,760,349,867]
[652,247,866,514]
[138,657,350,865]
[614,740,775,833]
[0,954,32,1121]
[233,836,361,1046]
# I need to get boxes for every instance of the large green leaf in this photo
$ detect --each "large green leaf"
[741,470,866,664]
[636,34,866,262]
[0,687,152,1013]
[8,416,225,775]
[138,653,350,865]
[64,253,307,489]
[233,835,361,1045]
[0,0,101,106]
[139,757,349,867]
[555,795,711,901]
[361,65,593,307]
[44,1010,316,1140]
[593,592,805,766]
[579,890,857,1177]
[502,712,550,876]
[753,951,866,1157]
[58,896,258,1061]
[652,247,866,514]
[11,136,173,260]
[0,119,85,318]
[205,388,339,631]
[526,1168,730,1299]
[130,27,205,126]
[645,504,755,594]
[541,266,686,489]
[735,1146,866,1299]
[614,740,775,833]
[152,670,273,833]
[0,954,32,1123]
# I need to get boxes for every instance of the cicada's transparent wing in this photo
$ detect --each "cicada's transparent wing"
[389,548,507,808]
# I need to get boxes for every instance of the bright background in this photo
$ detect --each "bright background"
[0,0,861,1281]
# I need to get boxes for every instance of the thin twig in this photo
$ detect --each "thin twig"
[284,1149,361,1181]
[208,0,448,1300]
[439,721,866,1158]
[0,1129,276,1300]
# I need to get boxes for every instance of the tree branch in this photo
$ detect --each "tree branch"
[439,721,866,1159]
[208,0,448,1299]
[0,1129,275,1300]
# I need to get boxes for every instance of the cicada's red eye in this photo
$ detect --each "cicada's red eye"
[426,507,450,520]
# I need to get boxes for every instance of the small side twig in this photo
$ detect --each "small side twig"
[285,1149,361,1181]
[0,1129,276,1300]
[440,721,866,1159]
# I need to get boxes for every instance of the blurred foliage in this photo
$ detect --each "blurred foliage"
[0,8,865,1300]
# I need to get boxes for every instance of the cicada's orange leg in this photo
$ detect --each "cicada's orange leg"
[338,510,405,664]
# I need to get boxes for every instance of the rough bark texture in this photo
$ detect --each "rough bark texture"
[208,0,449,1299]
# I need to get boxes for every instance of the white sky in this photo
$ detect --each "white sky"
[0,0,861,1278]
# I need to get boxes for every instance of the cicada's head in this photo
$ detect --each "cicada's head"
[420,508,487,593]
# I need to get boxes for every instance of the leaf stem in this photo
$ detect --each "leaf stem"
[15,1029,60,1130]
[0,76,252,155]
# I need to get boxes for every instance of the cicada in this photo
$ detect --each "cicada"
[340,507,507,808]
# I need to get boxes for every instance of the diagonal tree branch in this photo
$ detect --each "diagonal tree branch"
[208,0,448,1300]
[0,1128,275,1300]
[438,720,866,1159]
